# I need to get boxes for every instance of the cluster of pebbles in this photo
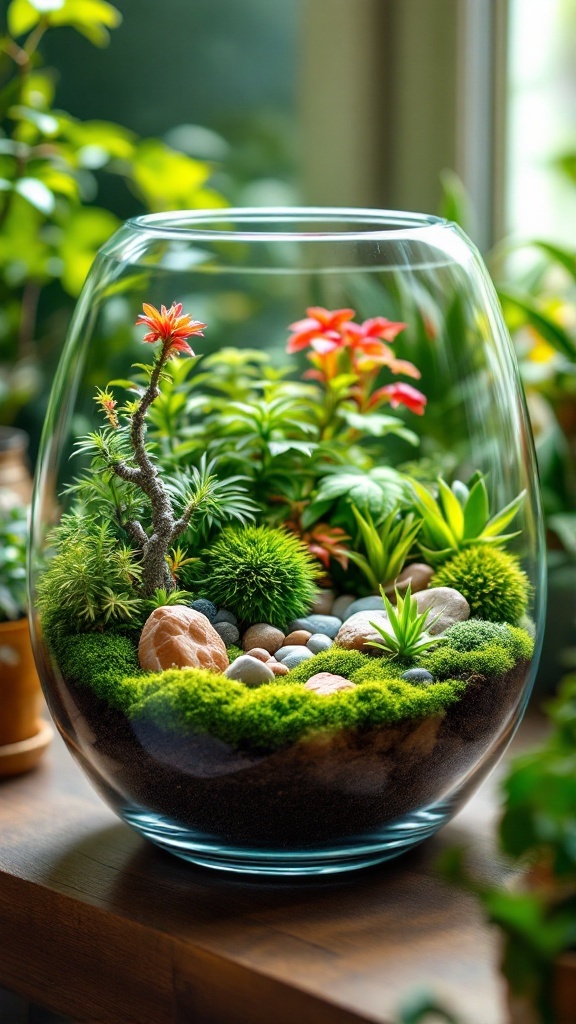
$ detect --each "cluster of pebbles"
[137,562,472,696]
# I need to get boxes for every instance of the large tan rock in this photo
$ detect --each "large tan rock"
[305,672,356,695]
[335,610,392,652]
[138,605,229,673]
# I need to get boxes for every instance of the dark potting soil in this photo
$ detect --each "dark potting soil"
[53,662,529,849]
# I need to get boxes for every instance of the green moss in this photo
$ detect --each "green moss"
[443,619,534,660]
[286,647,371,683]
[54,631,142,711]
[126,667,466,753]
[226,644,243,661]
[197,525,319,628]
[419,643,515,681]
[350,659,411,685]
[431,545,530,625]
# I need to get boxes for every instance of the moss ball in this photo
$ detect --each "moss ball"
[287,647,371,684]
[443,619,534,660]
[197,525,319,629]
[431,545,530,625]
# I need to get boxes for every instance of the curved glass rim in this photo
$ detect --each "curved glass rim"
[126,207,452,242]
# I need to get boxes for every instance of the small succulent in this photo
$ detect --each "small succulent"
[346,505,422,591]
[408,473,525,565]
[0,505,29,622]
[367,583,447,659]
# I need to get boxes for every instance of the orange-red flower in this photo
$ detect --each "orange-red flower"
[287,306,356,353]
[372,382,427,416]
[135,301,206,356]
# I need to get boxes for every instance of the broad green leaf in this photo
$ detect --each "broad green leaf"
[532,240,576,283]
[342,410,419,445]
[346,551,379,592]
[8,0,44,36]
[59,205,119,294]
[130,140,211,212]
[463,477,489,539]
[483,490,525,538]
[14,176,54,214]
[300,499,332,530]
[267,440,314,458]
[9,105,59,136]
[438,479,464,539]
[47,0,122,46]
[408,478,457,550]
[351,506,384,578]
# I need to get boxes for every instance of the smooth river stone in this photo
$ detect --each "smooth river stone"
[288,614,342,638]
[138,606,229,673]
[281,649,313,669]
[414,587,470,635]
[335,610,393,652]
[306,633,333,654]
[310,588,335,615]
[283,630,312,646]
[304,672,356,695]
[224,655,274,686]
[331,594,356,619]
[242,623,285,654]
[383,563,434,598]
[343,595,385,620]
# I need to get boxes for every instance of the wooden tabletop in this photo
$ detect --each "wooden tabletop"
[0,715,545,1024]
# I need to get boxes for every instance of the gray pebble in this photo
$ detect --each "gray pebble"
[191,598,218,622]
[214,621,240,645]
[214,609,238,626]
[288,614,342,638]
[343,596,385,620]
[401,668,435,685]
[275,645,312,663]
[306,633,333,654]
[224,655,274,686]
[331,594,356,619]
[282,649,314,669]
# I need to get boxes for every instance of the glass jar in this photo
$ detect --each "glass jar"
[29,209,545,875]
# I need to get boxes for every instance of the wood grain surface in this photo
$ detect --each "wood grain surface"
[0,717,545,1024]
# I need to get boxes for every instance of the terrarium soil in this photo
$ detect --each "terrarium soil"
[52,662,529,848]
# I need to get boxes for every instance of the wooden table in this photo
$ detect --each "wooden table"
[0,717,544,1024]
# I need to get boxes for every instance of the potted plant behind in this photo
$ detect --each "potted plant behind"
[0,504,52,776]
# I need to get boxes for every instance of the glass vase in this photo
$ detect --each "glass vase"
[29,209,545,875]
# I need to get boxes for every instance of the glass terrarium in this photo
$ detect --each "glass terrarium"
[29,209,545,875]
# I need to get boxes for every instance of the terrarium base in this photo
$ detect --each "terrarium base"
[121,801,453,876]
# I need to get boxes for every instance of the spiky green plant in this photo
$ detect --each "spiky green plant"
[37,512,143,633]
[408,474,525,565]
[345,505,422,591]
[198,525,319,628]
[366,583,448,659]
[431,545,530,624]
[143,588,191,613]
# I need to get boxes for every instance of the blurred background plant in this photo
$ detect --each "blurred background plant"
[0,0,225,448]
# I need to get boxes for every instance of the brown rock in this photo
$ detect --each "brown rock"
[270,661,289,676]
[311,588,335,615]
[335,611,392,652]
[242,623,285,654]
[246,647,274,663]
[384,562,434,598]
[283,630,312,646]
[304,672,356,695]
[414,586,470,635]
[138,606,229,673]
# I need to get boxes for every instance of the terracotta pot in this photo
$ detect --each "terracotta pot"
[0,617,51,775]
[0,426,33,507]
[554,951,576,1024]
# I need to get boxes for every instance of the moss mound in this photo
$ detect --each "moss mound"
[443,619,534,660]
[419,643,516,681]
[55,631,142,711]
[125,667,466,753]
[287,647,371,684]
[350,659,413,685]
[431,545,530,624]
[197,525,319,628]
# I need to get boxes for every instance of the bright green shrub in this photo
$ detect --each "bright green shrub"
[287,647,371,683]
[431,545,530,624]
[419,643,515,681]
[443,619,534,660]
[54,631,141,711]
[126,667,466,753]
[198,525,319,628]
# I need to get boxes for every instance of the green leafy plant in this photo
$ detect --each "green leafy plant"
[432,545,531,625]
[143,588,191,613]
[345,505,421,591]
[197,524,320,628]
[0,0,224,424]
[408,474,525,565]
[366,583,447,660]
[0,503,28,621]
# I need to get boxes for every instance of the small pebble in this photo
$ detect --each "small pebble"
[332,594,356,619]
[304,672,356,695]
[401,668,435,685]
[343,596,385,620]
[281,649,314,669]
[213,621,240,645]
[284,630,312,646]
[190,598,218,622]
[311,588,335,615]
[246,647,274,663]
[275,645,311,662]
[213,609,238,626]
[306,633,333,654]
[270,662,289,675]
[224,655,274,686]
[242,623,285,654]
[288,614,342,639]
